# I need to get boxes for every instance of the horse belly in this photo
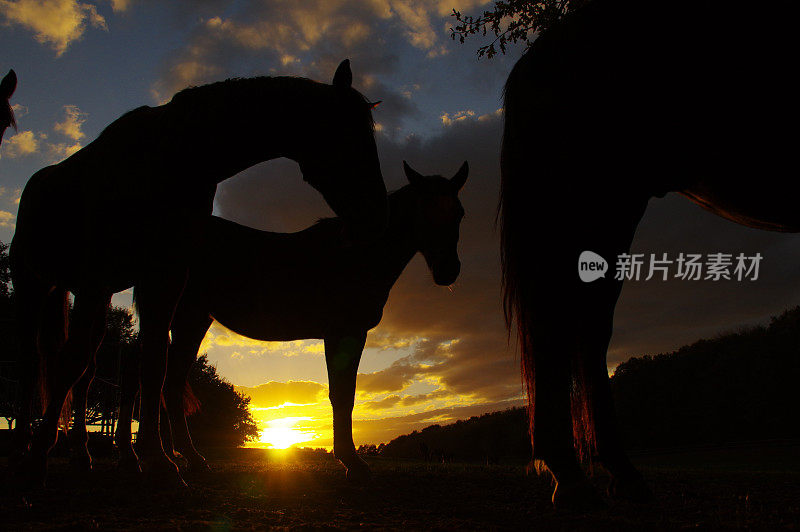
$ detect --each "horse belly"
[682,178,800,233]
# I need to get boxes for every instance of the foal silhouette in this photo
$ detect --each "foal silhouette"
[1,69,17,146]
[500,0,798,509]
[10,59,388,487]
[109,161,467,481]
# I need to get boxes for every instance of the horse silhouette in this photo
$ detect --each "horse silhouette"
[499,0,798,509]
[1,69,17,146]
[94,161,466,481]
[10,59,388,487]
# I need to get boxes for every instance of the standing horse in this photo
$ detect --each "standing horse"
[500,0,798,508]
[108,161,467,480]
[10,59,388,487]
[1,69,17,145]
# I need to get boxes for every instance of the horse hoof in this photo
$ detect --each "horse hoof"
[184,457,212,475]
[141,458,187,489]
[117,456,142,474]
[608,474,653,503]
[69,454,93,473]
[15,455,48,490]
[552,478,606,512]
[345,462,372,484]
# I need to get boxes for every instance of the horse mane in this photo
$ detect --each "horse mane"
[4,100,15,131]
[171,75,375,131]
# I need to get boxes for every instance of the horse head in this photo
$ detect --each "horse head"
[299,59,387,246]
[402,160,468,286]
[0,69,17,146]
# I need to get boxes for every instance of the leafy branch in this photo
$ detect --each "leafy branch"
[451,0,588,58]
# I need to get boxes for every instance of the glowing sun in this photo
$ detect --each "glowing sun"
[259,417,315,449]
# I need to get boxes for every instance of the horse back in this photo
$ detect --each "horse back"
[182,216,389,340]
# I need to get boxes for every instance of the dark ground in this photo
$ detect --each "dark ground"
[2,441,799,530]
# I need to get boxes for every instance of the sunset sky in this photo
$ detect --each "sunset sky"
[3,0,800,450]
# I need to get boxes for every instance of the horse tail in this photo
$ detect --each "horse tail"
[499,51,539,460]
[38,287,73,430]
[183,382,201,416]
[500,46,598,466]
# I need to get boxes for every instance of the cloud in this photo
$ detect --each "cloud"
[0,210,14,227]
[47,141,81,161]
[236,380,328,409]
[1,129,40,157]
[54,105,88,141]
[109,0,129,11]
[0,0,107,56]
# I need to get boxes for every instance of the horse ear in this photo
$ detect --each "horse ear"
[333,59,352,88]
[403,160,425,185]
[1,69,17,100]
[450,161,469,191]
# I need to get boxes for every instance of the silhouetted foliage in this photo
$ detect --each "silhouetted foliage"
[451,0,590,58]
[185,354,259,448]
[612,307,800,449]
[0,241,17,429]
[381,409,531,462]
[380,306,800,460]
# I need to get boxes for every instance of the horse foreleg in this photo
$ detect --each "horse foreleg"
[25,289,109,487]
[134,272,187,487]
[324,331,370,482]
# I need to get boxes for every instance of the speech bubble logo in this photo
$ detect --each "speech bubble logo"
[578,250,608,282]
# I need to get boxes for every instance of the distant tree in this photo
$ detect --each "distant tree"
[0,240,10,299]
[84,306,137,428]
[0,241,16,429]
[451,0,590,58]
[185,354,259,448]
[357,443,379,456]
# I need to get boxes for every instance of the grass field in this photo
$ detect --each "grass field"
[3,442,799,530]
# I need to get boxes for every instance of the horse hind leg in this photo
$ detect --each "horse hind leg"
[572,200,653,503]
[133,271,188,487]
[115,345,141,473]
[9,276,64,466]
[68,355,98,472]
[24,289,109,487]
[165,307,213,473]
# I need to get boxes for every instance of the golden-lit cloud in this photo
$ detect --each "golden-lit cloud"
[1,130,40,157]
[203,322,325,358]
[47,141,81,162]
[54,104,87,141]
[0,210,15,227]
[1,104,87,162]
[0,0,107,56]
[440,109,475,126]
[236,380,328,409]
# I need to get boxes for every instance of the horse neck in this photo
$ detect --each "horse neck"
[369,189,419,286]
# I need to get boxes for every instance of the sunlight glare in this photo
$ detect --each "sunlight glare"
[258,417,315,449]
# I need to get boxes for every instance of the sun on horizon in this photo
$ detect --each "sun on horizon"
[256,417,316,450]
